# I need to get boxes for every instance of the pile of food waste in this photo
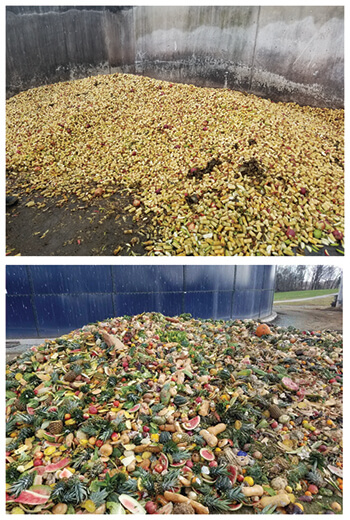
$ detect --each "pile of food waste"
[6,313,342,514]
[6,73,344,256]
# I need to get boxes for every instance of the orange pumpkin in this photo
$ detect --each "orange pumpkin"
[255,324,271,337]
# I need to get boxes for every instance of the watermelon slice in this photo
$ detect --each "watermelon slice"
[40,431,58,443]
[44,456,70,473]
[159,453,169,471]
[128,404,140,413]
[58,468,74,478]
[6,485,51,505]
[200,448,215,461]
[281,377,299,391]
[227,465,237,484]
[118,494,146,514]
[170,460,187,467]
[230,503,242,511]
[183,416,200,430]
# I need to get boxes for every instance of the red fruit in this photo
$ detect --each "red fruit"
[88,405,98,415]
[329,378,336,383]
[271,420,278,429]
[113,400,120,407]
[154,464,164,474]
[209,461,217,467]
[318,445,328,453]
[308,484,319,495]
[237,474,244,482]
[145,501,158,514]
[286,227,296,238]
[111,432,119,441]
[195,397,202,404]
[143,425,150,433]
[34,459,43,466]
[186,460,194,468]
[83,413,89,420]
[333,229,343,241]
[95,440,103,448]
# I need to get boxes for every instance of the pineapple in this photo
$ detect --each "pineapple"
[140,468,180,497]
[48,420,63,435]
[14,399,26,411]
[64,363,82,382]
[42,395,53,407]
[268,404,282,419]
[64,371,77,382]
[84,460,106,480]
[214,475,232,493]
[172,432,191,444]
[153,474,163,496]
[306,462,325,487]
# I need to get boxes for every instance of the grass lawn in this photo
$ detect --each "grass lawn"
[274,288,338,301]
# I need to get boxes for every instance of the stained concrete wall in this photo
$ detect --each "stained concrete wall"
[6,5,344,107]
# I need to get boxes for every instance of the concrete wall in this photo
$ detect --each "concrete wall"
[6,6,344,107]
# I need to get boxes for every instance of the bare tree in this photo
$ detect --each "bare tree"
[276,265,341,292]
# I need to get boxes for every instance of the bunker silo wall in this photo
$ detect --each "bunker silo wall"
[6,265,276,338]
[6,5,343,107]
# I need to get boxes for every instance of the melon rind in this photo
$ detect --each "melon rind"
[281,377,299,391]
[159,453,169,470]
[183,416,201,430]
[119,494,147,514]
[44,456,70,472]
[128,404,141,413]
[200,448,215,461]
[170,460,187,467]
